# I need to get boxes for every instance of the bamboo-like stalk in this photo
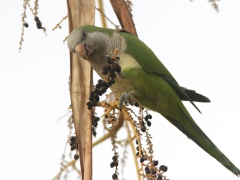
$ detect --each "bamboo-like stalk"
[109,0,137,36]
[67,1,95,180]
[98,0,107,28]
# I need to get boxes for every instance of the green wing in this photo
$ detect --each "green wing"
[119,31,202,112]
[119,31,173,76]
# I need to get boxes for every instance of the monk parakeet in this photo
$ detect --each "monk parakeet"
[67,25,240,176]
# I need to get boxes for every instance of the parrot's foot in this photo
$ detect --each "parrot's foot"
[119,93,130,110]
[119,93,139,110]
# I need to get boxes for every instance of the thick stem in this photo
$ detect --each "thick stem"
[109,0,137,36]
[67,0,95,179]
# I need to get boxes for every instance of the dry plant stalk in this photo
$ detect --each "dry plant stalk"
[110,0,137,36]
[95,7,119,29]
[97,0,107,28]
[125,0,133,16]
[19,0,30,52]
[52,15,68,31]
[208,0,219,12]
[67,0,95,180]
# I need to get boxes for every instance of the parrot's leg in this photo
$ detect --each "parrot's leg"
[119,93,130,110]
[117,71,123,78]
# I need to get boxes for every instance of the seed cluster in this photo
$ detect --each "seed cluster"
[86,56,121,110]
[86,55,121,136]
[92,115,100,137]
[69,135,79,160]
[86,79,109,110]
[110,155,119,168]
[140,114,152,132]
[133,122,168,180]
[143,160,168,180]
[110,124,120,180]
[144,114,152,127]
[102,56,121,85]
[34,16,44,29]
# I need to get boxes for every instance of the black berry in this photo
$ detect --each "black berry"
[70,136,76,142]
[71,145,76,151]
[135,139,138,144]
[159,165,168,172]
[147,121,151,127]
[74,154,79,160]
[112,156,117,161]
[151,170,157,174]
[112,173,118,179]
[153,160,158,166]
[110,162,114,168]
[147,114,152,119]
[141,126,146,132]
[34,16,39,21]
[92,130,96,136]
[146,169,150,174]
[70,141,75,146]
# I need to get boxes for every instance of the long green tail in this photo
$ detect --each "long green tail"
[162,106,240,176]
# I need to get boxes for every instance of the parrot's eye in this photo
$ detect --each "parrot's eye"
[82,32,87,38]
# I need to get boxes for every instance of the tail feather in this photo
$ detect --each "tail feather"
[162,107,240,176]
[180,87,211,102]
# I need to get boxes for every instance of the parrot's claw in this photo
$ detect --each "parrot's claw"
[119,93,130,110]
[117,72,123,79]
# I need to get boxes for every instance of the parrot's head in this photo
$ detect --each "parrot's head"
[67,25,111,61]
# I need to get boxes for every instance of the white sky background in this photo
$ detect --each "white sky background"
[0,0,240,180]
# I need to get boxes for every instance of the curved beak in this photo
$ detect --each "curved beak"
[75,43,93,59]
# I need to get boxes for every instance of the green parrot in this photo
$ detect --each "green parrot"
[67,25,240,176]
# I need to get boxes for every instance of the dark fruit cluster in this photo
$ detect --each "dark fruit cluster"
[102,56,121,84]
[86,79,110,110]
[110,155,119,179]
[70,136,77,151]
[144,166,157,176]
[135,140,147,163]
[140,114,152,132]
[159,165,168,172]
[144,114,152,127]
[92,115,100,136]
[156,165,168,180]
[86,55,121,110]
[34,16,43,29]
[86,55,121,137]
[135,140,140,156]
[110,155,118,168]
[144,163,167,179]
[69,136,79,160]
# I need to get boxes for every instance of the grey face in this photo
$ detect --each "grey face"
[67,29,83,53]
[67,29,110,61]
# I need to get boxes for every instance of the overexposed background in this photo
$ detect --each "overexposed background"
[0,1,240,180]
